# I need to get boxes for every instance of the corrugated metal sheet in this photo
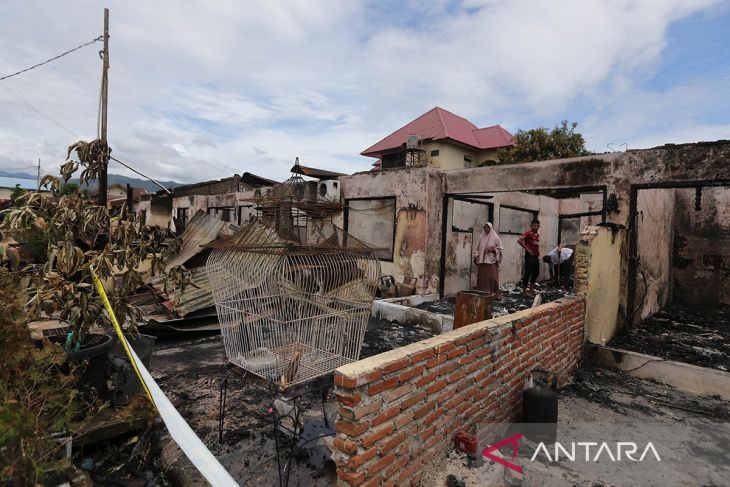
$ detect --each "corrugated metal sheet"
[165,210,226,271]
[142,211,235,321]
[148,266,214,318]
[289,164,344,180]
[171,267,214,317]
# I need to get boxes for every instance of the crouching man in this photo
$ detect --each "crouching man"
[542,244,574,287]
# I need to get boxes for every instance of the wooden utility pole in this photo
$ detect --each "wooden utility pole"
[99,8,110,207]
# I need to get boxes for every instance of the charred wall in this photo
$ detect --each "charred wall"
[673,186,730,306]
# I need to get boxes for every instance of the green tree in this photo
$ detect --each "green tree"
[59,182,79,196]
[10,184,27,206]
[498,120,591,164]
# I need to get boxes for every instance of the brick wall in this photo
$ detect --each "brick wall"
[333,296,585,486]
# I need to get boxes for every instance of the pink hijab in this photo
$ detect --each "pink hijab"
[474,222,503,265]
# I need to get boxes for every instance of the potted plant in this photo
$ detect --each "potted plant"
[1,139,188,387]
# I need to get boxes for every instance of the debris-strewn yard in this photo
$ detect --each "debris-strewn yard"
[414,284,574,317]
[422,365,730,486]
[150,317,437,486]
[610,304,730,371]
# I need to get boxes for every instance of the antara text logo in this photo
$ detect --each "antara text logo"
[482,432,662,474]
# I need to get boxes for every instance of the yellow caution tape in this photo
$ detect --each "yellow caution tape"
[90,267,238,486]
[91,268,155,407]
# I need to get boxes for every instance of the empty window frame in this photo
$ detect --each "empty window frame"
[344,197,396,261]
[498,205,537,235]
[451,197,494,233]
[176,207,189,226]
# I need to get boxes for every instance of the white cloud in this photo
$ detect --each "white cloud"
[0,0,727,184]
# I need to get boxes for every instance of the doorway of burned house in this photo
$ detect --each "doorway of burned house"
[438,186,607,298]
[619,181,730,371]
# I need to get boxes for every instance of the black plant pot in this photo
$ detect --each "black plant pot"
[49,333,115,397]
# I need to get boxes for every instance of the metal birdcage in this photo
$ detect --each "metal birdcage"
[205,175,380,390]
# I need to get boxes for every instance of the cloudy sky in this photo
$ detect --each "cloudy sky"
[1,0,729,183]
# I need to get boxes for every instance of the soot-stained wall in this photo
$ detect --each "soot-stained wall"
[673,187,730,306]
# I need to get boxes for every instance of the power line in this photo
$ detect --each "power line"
[2,86,81,138]
[0,35,102,81]
[1,85,172,194]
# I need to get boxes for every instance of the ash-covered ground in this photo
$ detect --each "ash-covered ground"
[150,316,436,486]
[610,304,730,371]
[414,283,574,317]
[422,365,730,486]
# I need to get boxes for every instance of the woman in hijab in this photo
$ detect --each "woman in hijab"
[472,222,503,299]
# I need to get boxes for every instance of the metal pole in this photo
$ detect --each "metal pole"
[99,8,109,208]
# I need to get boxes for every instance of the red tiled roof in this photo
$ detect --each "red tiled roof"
[361,107,516,157]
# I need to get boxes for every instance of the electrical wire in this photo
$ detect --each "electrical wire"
[0,36,102,81]
[2,86,80,138]
[1,85,172,194]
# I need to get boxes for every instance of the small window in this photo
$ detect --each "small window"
[177,207,189,225]
[431,149,439,157]
[498,206,537,235]
[464,155,472,169]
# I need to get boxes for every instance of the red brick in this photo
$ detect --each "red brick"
[414,400,436,419]
[448,369,467,384]
[386,383,413,402]
[400,390,426,411]
[361,475,383,487]
[336,419,370,437]
[447,346,468,359]
[425,354,447,369]
[426,378,448,394]
[368,452,396,476]
[445,396,461,410]
[335,373,358,388]
[436,390,452,405]
[339,470,366,486]
[356,369,384,386]
[341,398,382,420]
[383,357,410,374]
[368,377,398,395]
[410,348,435,363]
[398,365,425,382]
[336,392,362,407]
[362,423,395,449]
[424,410,440,426]
[344,447,378,469]
[384,452,409,477]
[380,431,407,454]
[465,360,482,374]
[398,460,422,484]
[394,412,414,429]
[415,371,437,387]
[459,353,477,366]
[424,434,444,451]
[436,341,455,353]
[371,405,400,427]
[334,437,358,455]
[437,361,459,377]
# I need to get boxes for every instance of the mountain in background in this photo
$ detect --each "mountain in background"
[0,170,183,193]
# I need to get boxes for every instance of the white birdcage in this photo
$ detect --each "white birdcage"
[205,175,380,390]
